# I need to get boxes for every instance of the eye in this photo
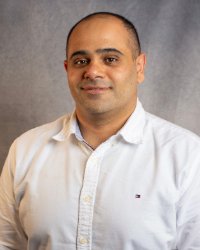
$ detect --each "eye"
[74,58,89,66]
[104,57,118,64]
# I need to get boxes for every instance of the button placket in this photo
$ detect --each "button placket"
[77,154,101,250]
[77,142,112,250]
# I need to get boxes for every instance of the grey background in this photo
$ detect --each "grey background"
[1,0,200,173]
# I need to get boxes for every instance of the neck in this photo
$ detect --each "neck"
[76,105,136,149]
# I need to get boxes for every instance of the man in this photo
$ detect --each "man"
[0,12,200,250]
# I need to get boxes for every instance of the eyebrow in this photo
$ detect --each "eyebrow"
[96,48,124,55]
[70,48,124,59]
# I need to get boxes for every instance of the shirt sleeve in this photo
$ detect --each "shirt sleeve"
[176,148,200,249]
[0,142,27,250]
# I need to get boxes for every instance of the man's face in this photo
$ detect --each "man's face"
[65,16,145,117]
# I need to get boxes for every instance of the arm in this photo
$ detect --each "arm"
[0,142,26,250]
[176,149,200,249]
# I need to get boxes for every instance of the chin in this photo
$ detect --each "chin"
[85,105,112,115]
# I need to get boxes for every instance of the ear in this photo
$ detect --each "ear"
[136,53,146,83]
[64,60,68,72]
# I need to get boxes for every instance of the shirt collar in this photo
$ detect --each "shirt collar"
[52,110,82,142]
[117,99,146,144]
[53,99,146,144]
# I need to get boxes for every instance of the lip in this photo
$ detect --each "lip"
[81,86,111,95]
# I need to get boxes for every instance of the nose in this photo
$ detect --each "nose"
[83,61,104,80]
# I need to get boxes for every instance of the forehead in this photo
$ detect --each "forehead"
[67,16,132,55]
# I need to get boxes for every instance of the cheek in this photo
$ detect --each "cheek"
[67,71,76,84]
[67,68,83,82]
[67,75,78,95]
[113,70,138,99]
[112,67,137,87]
[67,74,81,93]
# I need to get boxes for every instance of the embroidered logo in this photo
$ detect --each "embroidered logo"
[135,194,141,198]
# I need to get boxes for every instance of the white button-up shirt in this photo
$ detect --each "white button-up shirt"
[0,100,200,250]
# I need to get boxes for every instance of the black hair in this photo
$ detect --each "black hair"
[66,12,141,58]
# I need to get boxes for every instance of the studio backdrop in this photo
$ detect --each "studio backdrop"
[0,0,200,172]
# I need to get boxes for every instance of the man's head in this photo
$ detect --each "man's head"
[64,12,146,119]
[66,12,141,59]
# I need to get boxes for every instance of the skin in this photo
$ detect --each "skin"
[64,16,146,148]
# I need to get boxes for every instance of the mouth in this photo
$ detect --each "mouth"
[80,85,111,95]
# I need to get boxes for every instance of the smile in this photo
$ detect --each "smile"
[81,86,111,95]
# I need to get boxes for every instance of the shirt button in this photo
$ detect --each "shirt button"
[83,195,92,203]
[79,236,89,244]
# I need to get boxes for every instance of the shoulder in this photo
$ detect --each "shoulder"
[2,114,72,186]
[10,114,71,158]
[17,114,70,143]
[145,112,200,149]
[144,112,200,189]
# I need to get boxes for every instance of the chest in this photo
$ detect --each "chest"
[17,142,178,249]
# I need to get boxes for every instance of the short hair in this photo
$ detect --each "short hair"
[66,12,141,58]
